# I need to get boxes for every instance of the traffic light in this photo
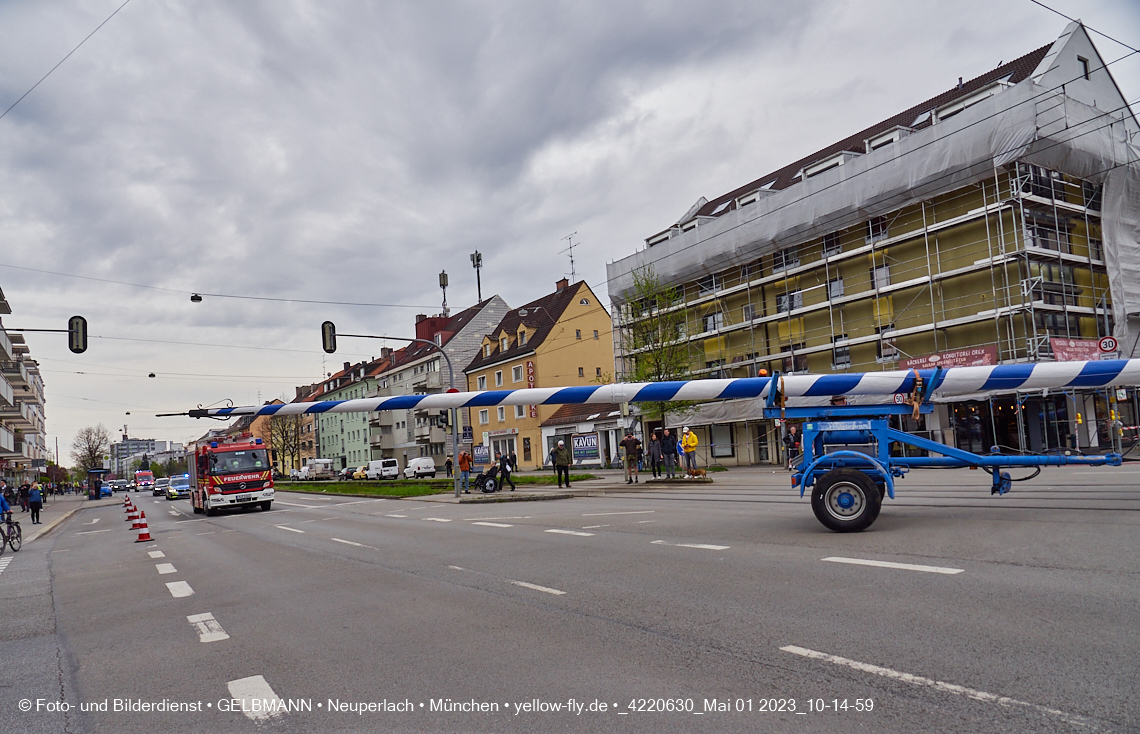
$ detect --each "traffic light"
[321,321,337,353]
[68,315,87,354]
[438,409,449,428]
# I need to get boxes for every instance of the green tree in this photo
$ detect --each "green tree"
[618,265,695,424]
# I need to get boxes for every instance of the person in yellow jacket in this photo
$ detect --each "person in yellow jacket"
[681,426,699,473]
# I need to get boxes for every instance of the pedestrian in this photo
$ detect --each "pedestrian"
[444,455,454,478]
[619,431,641,484]
[29,482,43,525]
[681,427,699,473]
[0,479,9,503]
[497,451,515,491]
[551,440,572,488]
[458,450,472,494]
[18,483,30,513]
[783,424,801,471]
[648,432,663,478]
[661,429,677,479]
[509,450,518,474]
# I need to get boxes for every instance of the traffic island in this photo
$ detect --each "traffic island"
[643,476,714,485]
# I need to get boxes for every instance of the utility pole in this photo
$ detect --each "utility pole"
[470,251,483,302]
[561,232,578,283]
[439,270,450,317]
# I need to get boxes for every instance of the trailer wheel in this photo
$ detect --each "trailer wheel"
[811,469,881,533]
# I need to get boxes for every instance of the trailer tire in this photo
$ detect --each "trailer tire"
[811,469,881,533]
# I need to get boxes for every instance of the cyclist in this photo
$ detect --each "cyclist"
[0,491,14,551]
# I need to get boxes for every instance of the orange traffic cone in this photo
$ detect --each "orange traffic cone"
[135,511,152,542]
[126,506,139,522]
[132,512,143,530]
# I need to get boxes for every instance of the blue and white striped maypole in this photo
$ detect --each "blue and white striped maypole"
[186,359,1140,418]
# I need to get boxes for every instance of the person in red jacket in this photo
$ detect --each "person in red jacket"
[458,451,473,494]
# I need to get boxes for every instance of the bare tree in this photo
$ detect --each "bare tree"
[70,424,111,473]
[257,414,300,473]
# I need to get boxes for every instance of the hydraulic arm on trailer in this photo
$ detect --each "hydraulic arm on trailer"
[177,359,1139,532]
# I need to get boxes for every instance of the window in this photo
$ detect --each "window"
[676,322,687,339]
[523,437,532,462]
[828,277,845,300]
[782,347,808,374]
[500,336,509,351]
[495,370,503,387]
[1025,220,1071,253]
[710,424,734,458]
[867,216,888,243]
[776,291,803,313]
[705,359,725,378]
[580,298,590,305]
[512,365,523,382]
[742,303,754,322]
[578,367,585,377]
[497,406,505,422]
[477,375,487,391]
[593,330,599,340]
[773,246,798,272]
[515,404,525,419]
[1090,238,1104,261]
[698,274,720,294]
[832,335,851,369]
[871,265,891,290]
[823,232,841,257]
[596,367,602,377]
[575,329,582,339]
[479,409,489,425]
[483,344,490,357]
[704,311,724,332]
[1078,56,1090,80]
[518,331,527,346]
[1083,182,1103,211]
[434,334,442,346]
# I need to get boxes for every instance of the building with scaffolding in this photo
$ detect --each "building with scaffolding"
[607,22,1140,464]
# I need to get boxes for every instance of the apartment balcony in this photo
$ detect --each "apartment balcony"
[414,425,446,443]
[0,330,11,361]
[369,412,395,428]
[0,360,28,387]
[0,401,42,432]
[0,374,12,408]
[0,424,13,453]
[369,432,395,450]
[411,371,442,390]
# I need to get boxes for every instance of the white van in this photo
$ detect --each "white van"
[366,459,400,480]
[403,457,437,479]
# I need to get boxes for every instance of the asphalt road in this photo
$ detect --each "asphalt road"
[1,465,1137,733]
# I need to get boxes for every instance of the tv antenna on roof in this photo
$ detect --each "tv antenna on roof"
[560,232,578,283]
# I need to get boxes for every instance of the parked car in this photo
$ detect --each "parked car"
[99,483,113,498]
[166,474,191,500]
[403,457,437,479]
[351,466,368,480]
[153,477,170,496]
[365,459,400,480]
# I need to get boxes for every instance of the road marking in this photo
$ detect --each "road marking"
[334,500,382,506]
[75,529,112,535]
[651,540,730,550]
[780,645,1090,727]
[637,520,655,524]
[169,510,180,516]
[0,558,11,575]
[226,675,284,721]
[297,519,318,524]
[196,531,215,536]
[546,529,594,537]
[275,525,304,533]
[320,517,340,521]
[330,538,364,547]
[582,511,655,517]
[187,612,229,643]
[175,519,205,524]
[822,557,964,575]
[148,551,165,558]
[582,525,609,529]
[448,565,466,571]
[166,581,194,598]
[386,514,407,518]
[276,502,322,508]
[471,521,513,528]
[83,518,100,525]
[155,563,177,575]
[423,517,452,523]
[510,580,566,596]
[51,549,70,553]
[465,515,530,521]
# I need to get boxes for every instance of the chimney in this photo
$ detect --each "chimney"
[556,277,569,292]
[343,362,351,372]
[416,314,427,323]
[381,347,393,359]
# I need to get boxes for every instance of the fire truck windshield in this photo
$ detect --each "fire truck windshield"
[209,449,270,475]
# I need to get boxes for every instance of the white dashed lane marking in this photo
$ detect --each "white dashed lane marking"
[510,580,566,596]
[780,645,1089,727]
[187,612,230,643]
[75,529,112,535]
[471,522,513,528]
[226,675,284,722]
[83,518,99,525]
[148,550,165,559]
[582,511,654,516]
[155,563,177,575]
[423,518,452,523]
[546,529,594,537]
[652,540,730,550]
[275,525,304,533]
[822,557,964,575]
[166,581,194,598]
[330,538,365,547]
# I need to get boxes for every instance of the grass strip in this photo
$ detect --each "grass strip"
[277,474,597,498]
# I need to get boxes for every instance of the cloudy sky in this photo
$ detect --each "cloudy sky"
[1,0,1137,459]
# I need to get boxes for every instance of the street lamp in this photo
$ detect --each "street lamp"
[321,322,462,497]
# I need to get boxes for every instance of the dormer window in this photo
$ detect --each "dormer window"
[802,151,861,179]
[1078,56,1090,80]
[737,192,759,207]
[433,334,442,346]
[646,231,670,247]
[934,82,1009,123]
[483,344,490,358]
[518,330,527,346]
[500,336,509,351]
[865,126,912,152]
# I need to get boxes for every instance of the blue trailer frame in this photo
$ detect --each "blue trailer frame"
[761,368,1122,532]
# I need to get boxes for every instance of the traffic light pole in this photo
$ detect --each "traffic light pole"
[328,331,462,498]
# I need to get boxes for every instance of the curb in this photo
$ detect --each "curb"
[24,498,115,544]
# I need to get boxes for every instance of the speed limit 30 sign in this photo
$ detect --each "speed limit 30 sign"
[1099,336,1118,353]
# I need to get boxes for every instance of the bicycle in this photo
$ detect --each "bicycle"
[0,512,21,554]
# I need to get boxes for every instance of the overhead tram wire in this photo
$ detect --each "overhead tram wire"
[598,44,1140,295]
[1028,0,1140,54]
[0,262,435,311]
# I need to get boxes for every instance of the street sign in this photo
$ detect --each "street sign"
[461,426,473,443]
[1099,336,1118,353]
[472,445,490,465]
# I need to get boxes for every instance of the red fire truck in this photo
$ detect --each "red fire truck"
[190,436,275,515]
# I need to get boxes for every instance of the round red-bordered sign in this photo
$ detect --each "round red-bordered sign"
[1099,336,1118,353]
